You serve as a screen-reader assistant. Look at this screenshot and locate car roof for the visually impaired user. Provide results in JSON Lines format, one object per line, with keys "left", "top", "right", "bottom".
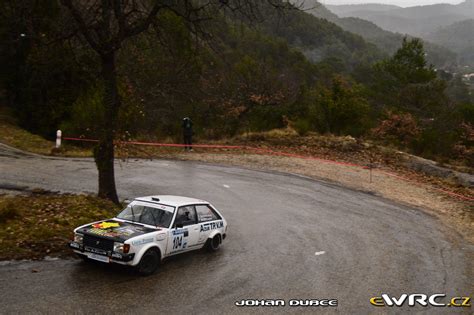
{"left": 134, "top": 195, "right": 209, "bottom": 207}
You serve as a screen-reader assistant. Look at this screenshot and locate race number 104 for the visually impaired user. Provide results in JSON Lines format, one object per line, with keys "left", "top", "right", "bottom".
{"left": 235, "top": 299, "right": 338, "bottom": 307}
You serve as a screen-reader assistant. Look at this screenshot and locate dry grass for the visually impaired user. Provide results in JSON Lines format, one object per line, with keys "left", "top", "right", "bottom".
{"left": 0, "top": 192, "right": 120, "bottom": 260}
{"left": 238, "top": 128, "right": 299, "bottom": 141}
{"left": 0, "top": 107, "right": 91, "bottom": 157}
{"left": 0, "top": 108, "right": 56, "bottom": 155}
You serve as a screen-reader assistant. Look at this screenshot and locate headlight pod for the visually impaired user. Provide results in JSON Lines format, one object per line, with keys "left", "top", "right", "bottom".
{"left": 114, "top": 242, "right": 130, "bottom": 253}
{"left": 74, "top": 233, "right": 83, "bottom": 244}
{"left": 114, "top": 242, "right": 123, "bottom": 252}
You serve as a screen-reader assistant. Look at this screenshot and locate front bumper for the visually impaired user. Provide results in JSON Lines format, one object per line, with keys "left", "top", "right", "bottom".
{"left": 69, "top": 241, "right": 134, "bottom": 263}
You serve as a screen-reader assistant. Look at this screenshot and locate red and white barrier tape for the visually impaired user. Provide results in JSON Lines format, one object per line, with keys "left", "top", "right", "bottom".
{"left": 62, "top": 137, "right": 474, "bottom": 202}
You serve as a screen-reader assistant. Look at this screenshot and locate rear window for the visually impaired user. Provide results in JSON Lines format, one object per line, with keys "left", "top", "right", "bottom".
{"left": 196, "top": 205, "right": 221, "bottom": 223}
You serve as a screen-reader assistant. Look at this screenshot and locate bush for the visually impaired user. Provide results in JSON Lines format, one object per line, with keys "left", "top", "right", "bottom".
{"left": 411, "top": 127, "right": 459, "bottom": 160}
{"left": 302, "top": 76, "right": 372, "bottom": 136}
{"left": 371, "top": 111, "right": 420, "bottom": 147}
{"left": 293, "top": 118, "right": 311, "bottom": 136}
{"left": 0, "top": 199, "right": 20, "bottom": 223}
{"left": 60, "top": 84, "right": 105, "bottom": 138}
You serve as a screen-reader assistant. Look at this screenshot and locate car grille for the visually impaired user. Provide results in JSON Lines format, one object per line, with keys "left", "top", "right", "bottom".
{"left": 83, "top": 235, "right": 114, "bottom": 252}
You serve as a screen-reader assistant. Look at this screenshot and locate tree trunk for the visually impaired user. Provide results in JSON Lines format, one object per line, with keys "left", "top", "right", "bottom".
{"left": 94, "top": 52, "right": 120, "bottom": 205}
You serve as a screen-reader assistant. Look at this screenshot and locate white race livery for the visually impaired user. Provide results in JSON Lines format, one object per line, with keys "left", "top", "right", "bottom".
{"left": 69, "top": 195, "right": 227, "bottom": 275}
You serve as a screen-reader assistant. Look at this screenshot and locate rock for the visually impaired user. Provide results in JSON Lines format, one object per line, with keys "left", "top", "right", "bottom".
{"left": 404, "top": 154, "right": 474, "bottom": 187}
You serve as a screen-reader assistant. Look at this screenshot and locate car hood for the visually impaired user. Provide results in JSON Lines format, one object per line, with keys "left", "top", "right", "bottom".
{"left": 77, "top": 219, "right": 159, "bottom": 242}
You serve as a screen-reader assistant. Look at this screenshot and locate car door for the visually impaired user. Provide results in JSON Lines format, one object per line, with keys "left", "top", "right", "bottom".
{"left": 167, "top": 205, "right": 200, "bottom": 255}
{"left": 195, "top": 204, "right": 223, "bottom": 245}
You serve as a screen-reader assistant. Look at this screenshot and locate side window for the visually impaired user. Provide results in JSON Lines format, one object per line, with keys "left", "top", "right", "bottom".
{"left": 174, "top": 206, "right": 197, "bottom": 227}
{"left": 196, "top": 205, "right": 221, "bottom": 223}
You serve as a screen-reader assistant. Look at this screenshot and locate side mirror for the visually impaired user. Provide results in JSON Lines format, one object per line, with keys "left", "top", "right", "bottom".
{"left": 123, "top": 199, "right": 131, "bottom": 205}
{"left": 175, "top": 223, "right": 183, "bottom": 229}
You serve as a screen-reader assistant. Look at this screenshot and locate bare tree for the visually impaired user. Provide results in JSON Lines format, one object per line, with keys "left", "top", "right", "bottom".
{"left": 60, "top": 0, "right": 295, "bottom": 204}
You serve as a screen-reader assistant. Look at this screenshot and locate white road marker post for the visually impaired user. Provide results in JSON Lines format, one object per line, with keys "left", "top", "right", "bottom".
{"left": 56, "top": 130, "right": 62, "bottom": 149}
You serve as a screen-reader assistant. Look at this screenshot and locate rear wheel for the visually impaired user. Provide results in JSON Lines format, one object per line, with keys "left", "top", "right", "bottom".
{"left": 206, "top": 234, "right": 221, "bottom": 252}
{"left": 137, "top": 249, "right": 160, "bottom": 276}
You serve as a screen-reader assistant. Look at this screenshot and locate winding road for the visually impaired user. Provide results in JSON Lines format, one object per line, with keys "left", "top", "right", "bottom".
{"left": 0, "top": 144, "right": 472, "bottom": 314}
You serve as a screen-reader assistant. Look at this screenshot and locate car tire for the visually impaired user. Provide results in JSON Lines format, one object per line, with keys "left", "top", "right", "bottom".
{"left": 136, "top": 248, "right": 160, "bottom": 276}
{"left": 206, "top": 234, "right": 221, "bottom": 252}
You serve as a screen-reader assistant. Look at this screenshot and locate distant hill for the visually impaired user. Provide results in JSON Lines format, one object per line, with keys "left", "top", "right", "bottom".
{"left": 428, "top": 19, "right": 474, "bottom": 51}
{"left": 325, "top": 3, "right": 401, "bottom": 15}
{"left": 327, "top": 0, "right": 474, "bottom": 37}
{"left": 298, "top": 0, "right": 458, "bottom": 68}
{"left": 256, "top": 3, "right": 384, "bottom": 67}
{"left": 427, "top": 19, "right": 474, "bottom": 66}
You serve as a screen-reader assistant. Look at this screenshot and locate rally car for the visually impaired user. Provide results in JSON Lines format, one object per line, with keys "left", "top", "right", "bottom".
{"left": 69, "top": 195, "right": 227, "bottom": 275}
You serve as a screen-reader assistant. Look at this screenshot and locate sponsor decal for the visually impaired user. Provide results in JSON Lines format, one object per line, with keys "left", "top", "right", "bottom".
{"left": 370, "top": 294, "right": 471, "bottom": 308}
{"left": 172, "top": 229, "right": 189, "bottom": 250}
{"left": 114, "top": 227, "right": 136, "bottom": 236}
{"left": 200, "top": 221, "right": 224, "bottom": 232}
{"left": 172, "top": 229, "right": 189, "bottom": 237}
{"left": 198, "top": 214, "right": 214, "bottom": 221}
{"left": 84, "top": 246, "right": 107, "bottom": 255}
{"left": 84, "top": 221, "right": 154, "bottom": 239}
{"left": 111, "top": 252, "right": 123, "bottom": 259}
{"left": 92, "top": 221, "right": 120, "bottom": 229}
{"left": 154, "top": 204, "right": 174, "bottom": 212}
{"left": 172, "top": 234, "right": 187, "bottom": 250}
{"left": 88, "top": 228, "right": 120, "bottom": 237}
{"left": 235, "top": 299, "right": 338, "bottom": 307}
{"left": 132, "top": 238, "right": 154, "bottom": 246}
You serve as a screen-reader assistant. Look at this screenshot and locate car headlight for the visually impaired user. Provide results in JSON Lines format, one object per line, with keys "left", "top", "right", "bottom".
{"left": 74, "top": 233, "right": 83, "bottom": 244}
{"left": 114, "top": 242, "right": 123, "bottom": 252}
{"left": 114, "top": 242, "right": 130, "bottom": 253}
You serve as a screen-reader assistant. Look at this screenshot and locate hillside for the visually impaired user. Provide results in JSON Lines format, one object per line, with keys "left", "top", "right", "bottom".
{"left": 2, "top": 0, "right": 472, "bottom": 170}
{"left": 299, "top": 0, "right": 458, "bottom": 68}
{"left": 2, "top": 1, "right": 385, "bottom": 138}
{"left": 326, "top": 3, "right": 401, "bottom": 14}
{"left": 427, "top": 19, "right": 474, "bottom": 66}
{"left": 256, "top": 4, "right": 383, "bottom": 67}
{"left": 327, "top": 0, "right": 474, "bottom": 37}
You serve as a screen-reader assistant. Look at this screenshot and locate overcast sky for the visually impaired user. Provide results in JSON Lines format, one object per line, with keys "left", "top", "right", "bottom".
{"left": 319, "top": 0, "right": 464, "bottom": 7}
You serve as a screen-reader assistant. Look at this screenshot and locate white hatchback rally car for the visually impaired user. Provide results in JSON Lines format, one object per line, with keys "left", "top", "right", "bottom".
{"left": 69, "top": 195, "right": 227, "bottom": 275}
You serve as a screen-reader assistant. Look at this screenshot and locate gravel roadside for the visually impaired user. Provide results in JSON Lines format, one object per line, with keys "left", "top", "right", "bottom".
{"left": 160, "top": 152, "right": 474, "bottom": 243}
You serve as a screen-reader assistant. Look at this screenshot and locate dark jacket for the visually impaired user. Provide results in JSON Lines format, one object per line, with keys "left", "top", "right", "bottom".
{"left": 182, "top": 118, "right": 193, "bottom": 136}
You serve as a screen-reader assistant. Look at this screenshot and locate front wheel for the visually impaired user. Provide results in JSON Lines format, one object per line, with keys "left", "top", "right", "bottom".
{"left": 206, "top": 234, "right": 221, "bottom": 252}
{"left": 136, "top": 249, "right": 160, "bottom": 276}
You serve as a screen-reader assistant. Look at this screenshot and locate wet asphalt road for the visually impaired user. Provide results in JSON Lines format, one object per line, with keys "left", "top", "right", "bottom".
{"left": 0, "top": 144, "right": 472, "bottom": 314}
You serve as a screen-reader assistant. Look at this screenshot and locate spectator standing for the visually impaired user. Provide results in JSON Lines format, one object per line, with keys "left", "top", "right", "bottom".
{"left": 182, "top": 117, "right": 193, "bottom": 151}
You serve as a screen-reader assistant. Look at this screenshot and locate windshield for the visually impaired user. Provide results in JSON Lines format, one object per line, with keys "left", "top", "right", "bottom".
{"left": 116, "top": 202, "right": 174, "bottom": 228}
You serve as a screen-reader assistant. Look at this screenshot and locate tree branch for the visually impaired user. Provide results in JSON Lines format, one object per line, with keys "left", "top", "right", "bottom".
{"left": 122, "top": 3, "right": 164, "bottom": 39}
{"left": 60, "top": 0, "right": 102, "bottom": 53}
